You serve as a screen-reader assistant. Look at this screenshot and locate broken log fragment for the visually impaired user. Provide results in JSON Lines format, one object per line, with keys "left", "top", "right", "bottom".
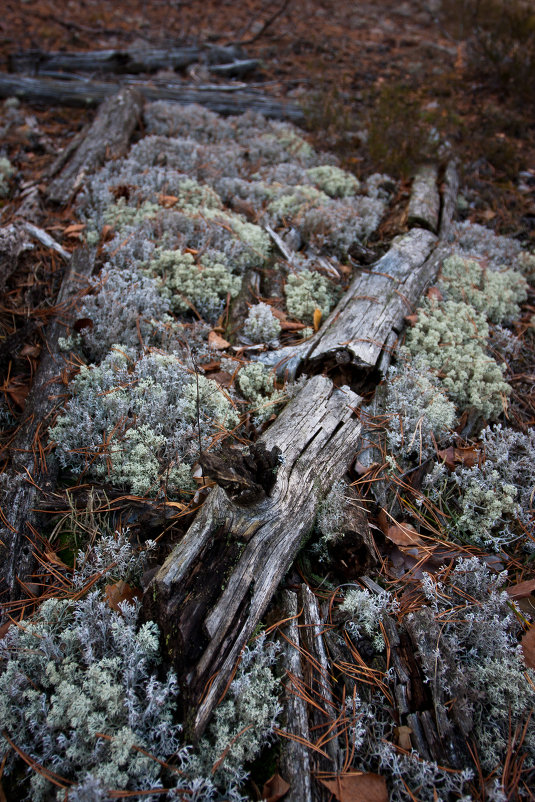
{"left": 0, "top": 248, "right": 94, "bottom": 618}
{"left": 145, "top": 375, "right": 363, "bottom": 740}
{"left": 0, "top": 74, "right": 304, "bottom": 121}
{"left": 407, "top": 164, "right": 440, "bottom": 233}
{"left": 259, "top": 227, "right": 437, "bottom": 384}
{"left": 46, "top": 86, "right": 143, "bottom": 204}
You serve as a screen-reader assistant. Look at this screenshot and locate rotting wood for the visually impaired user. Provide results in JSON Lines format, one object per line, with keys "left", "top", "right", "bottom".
{"left": 0, "top": 248, "right": 94, "bottom": 619}
{"left": 0, "top": 74, "right": 304, "bottom": 122}
{"left": 259, "top": 163, "right": 458, "bottom": 384}
{"left": 299, "top": 584, "right": 341, "bottom": 775}
{"left": 46, "top": 86, "right": 143, "bottom": 204}
{"left": 8, "top": 44, "right": 247, "bottom": 75}
{"left": 258, "top": 227, "right": 437, "bottom": 384}
{"left": 145, "top": 375, "right": 363, "bottom": 740}
{"left": 407, "top": 164, "right": 440, "bottom": 233}
{"left": 279, "top": 590, "right": 314, "bottom": 802}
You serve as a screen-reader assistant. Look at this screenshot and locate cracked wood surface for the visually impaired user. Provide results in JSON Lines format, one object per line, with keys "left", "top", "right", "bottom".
{"left": 147, "top": 375, "right": 363, "bottom": 739}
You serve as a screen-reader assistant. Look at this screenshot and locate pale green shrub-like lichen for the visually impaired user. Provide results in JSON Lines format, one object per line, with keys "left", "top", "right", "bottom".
{"left": 0, "top": 156, "right": 14, "bottom": 197}
{"left": 147, "top": 248, "right": 242, "bottom": 320}
{"left": 385, "top": 352, "right": 456, "bottom": 460}
{"left": 266, "top": 184, "right": 328, "bottom": 223}
{"left": 306, "top": 165, "right": 360, "bottom": 197}
{"left": 102, "top": 198, "right": 160, "bottom": 230}
{"left": 405, "top": 298, "right": 510, "bottom": 418}
{"left": 242, "top": 303, "right": 281, "bottom": 344}
{"left": 237, "top": 362, "right": 285, "bottom": 424}
{"left": 50, "top": 348, "right": 238, "bottom": 496}
{"left": 285, "top": 269, "right": 335, "bottom": 322}
{"left": 439, "top": 254, "right": 528, "bottom": 324}
{"left": 202, "top": 207, "right": 271, "bottom": 268}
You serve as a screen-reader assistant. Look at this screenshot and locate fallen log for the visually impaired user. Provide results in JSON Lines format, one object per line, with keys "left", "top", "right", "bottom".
{"left": 259, "top": 227, "right": 437, "bottom": 382}
{"left": 0, "top": 248, "right": 94, "bottom": 618}
{"left": 0, "top": 74, "right": 304, "bottom": 121}
{"left": 46, "top": 86, "right": 143, "bottom": 204}
{"left": 8, "top": 44, "right": 246, "bottom": 75}
{"left": 145, "top": 374, "right": 363, "bottom": 740}
{"left": 407, "top": 164, "right": 440, "bottom": 233}
{"left": 259, "top": 161, "right": 459, "bottom": 382}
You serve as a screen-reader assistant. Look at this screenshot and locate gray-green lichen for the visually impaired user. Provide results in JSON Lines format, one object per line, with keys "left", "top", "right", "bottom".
{"left": 285, "top": 268, "right": 335, "bottom": 322}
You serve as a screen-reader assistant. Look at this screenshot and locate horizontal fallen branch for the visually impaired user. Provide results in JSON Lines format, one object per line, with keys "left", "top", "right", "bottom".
{"left": 0, "top": 73, "right": 304, "bottom": 121}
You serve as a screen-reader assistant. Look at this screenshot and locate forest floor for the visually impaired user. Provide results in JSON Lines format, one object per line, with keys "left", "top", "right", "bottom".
{"left": 1, "top": 1, "right": 535, "bottom": 801}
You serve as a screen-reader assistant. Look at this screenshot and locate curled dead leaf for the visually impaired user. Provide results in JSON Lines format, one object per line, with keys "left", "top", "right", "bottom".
{"left": 262, "top": 773, "right": 290, "bottom": 801}
{"left": 404, "top": 313, "right": 419, "bottom": 326}
{"left": 318, "top": 772, "right": 388, "bottom": 802}
{"left": 158, "top": 194, "right": 178, "bottom": 208}
{"left": 386, "top": 522, "right": 424, "bottom": 547}
{"left": 521, "top": 626, "right": 535, "bottom": 670}
{"left": 105, "top": 581, "right": 141, "bottom": 613}
{"left": 208, "top": 331, "right": 230, "bottom": 350}
{"left": 426, "top": 285, "right": 443, "bottom": 302}
{"left": 313, "top": 307, "right": 322, "bottom": 332}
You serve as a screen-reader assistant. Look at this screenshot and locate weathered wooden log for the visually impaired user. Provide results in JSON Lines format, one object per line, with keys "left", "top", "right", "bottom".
{"left": 0, "top": 248, "right": 94, "bottom": 618}
{"left": 407, "top": 164, "right": 440, "bottom": 233}
{"left": 8, "top": 45, "right": 245, "bottom": 75}
{"left": 299, "top": 585, "right": 341, "bottom": 776}
{"left": 145, "top": 375, "right": 363, "bottom": 740}
{"left": 0, "top": 223, "right": 31, "bottom": 291}
{"left": 259, "top": 227, "right": 437, "bottom": 382}
{"left": 46, "top": 86, "right": 143, "bottom": 204}
{"left": 0, "top": 74, "right": 304, "bottom": 121}
{"left": 279, "top": 590, "right": 314, "bottom": 802}
{"left": 260, "top": 163, "right": 459, "bottom": 385}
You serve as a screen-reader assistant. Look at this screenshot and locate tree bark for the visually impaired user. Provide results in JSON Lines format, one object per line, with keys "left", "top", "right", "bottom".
{"left": 0, "top": 74, "right": 304, "bottom": 122}
{"left": 0, "top": 248, "right": 94, "bottom": 620}
{"left": 46, "top": 86, "right": 144, "bottom": 204}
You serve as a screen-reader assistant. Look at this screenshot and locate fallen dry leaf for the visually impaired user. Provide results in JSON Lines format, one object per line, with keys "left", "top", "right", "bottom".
{"left": 506, "top": 579, "right": 535, "bottom": 599}
{"left": 313, "top": 307, "right": 322, "bottom": 331}
{"left": 19, "top": 343, "right": 41, "bottom": 358}
{"left": 426, "top": 285, "right": 443, "bottom": 302}
{"left": 262, "top": 773, "right": 290, "bottom": 801}
{"left": 105, "top": 581, "right": 141, "bottom": 613}
{"left": 521, "top": 626, "right": 535, "bottom": 669}
{"left": 74, "top": 317, "right": 94, "bottom": 333}
{"left": 208, "top": 331, "right": 230, "bottom": 350}
{"left": 279, "top": 319, "right": 306, "bottom": 331}
{"left": 395, "top": 725, "right": 413, "bottom": 750}
{"left": 318, "top": 773, "right": 388, "bottom": 802}
{"left": 386, "top": 522, "right": 424, "bottom": 547}
{"left": 437, "top": 446, "right": 479, "bottom": 471}
{"left": 404, "top": 313, "right": 419, "bottom": 326}
{"left": 158, "top": 193, "right": 178, "bottom": 208}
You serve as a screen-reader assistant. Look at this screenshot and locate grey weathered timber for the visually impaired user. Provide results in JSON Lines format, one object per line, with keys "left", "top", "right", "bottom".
{"left": 0, "top": 248, "right": 94, "bottom": 618}
{"left": 279, "top": 590, "right": 314, "bottom": 802}
{"left": 407, "top": 164, "right": 440, "bottom": 233}
{"left": 259, "top": 227, "right": 437, "bottom": 381}
{"left": 438, "top": 160, "right": 459, "bottom": 239}
{"left": 8, "top": 45, "right": 245, "bottom": 75}
{"left": 46, "top": 86, "right": 143, "bottom": 204}
{"left": 0, "top": 74, "right": 304, "bottom": 122}
{"left": 0, "top": 223, "right": 31, "bottom": 291}
{"left": 146, "top": 375, "right": 363, "bottom": 739}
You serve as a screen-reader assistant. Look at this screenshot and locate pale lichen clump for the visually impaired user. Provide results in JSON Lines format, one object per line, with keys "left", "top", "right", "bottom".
{"left": 237, "top": 362, "right": 285, "bottom": 424}
{"left": 50, "top": 348, "right": 238, "bottom": 497}
{"left": 384, "top": 352, "right": 456, "bottom": 459}
{"left": 0, "top": 155, "right": 14, "bottom": 197}
{"left": 285, "top": 268, "right": 335, "bottom": 322}
{"left": 405, "top": 298, "right": 509, "bottom": 418}
{"left": 439, "top": 254, "right": 528, "bottom": 324}
{"left": 412, "top": 557, "right": 535, "bottom": 774}
{"left": 242, "top": 302, "right": 281, "bottom": 344}
{"left": 147, "top": 248, "right": 242, "bottom": 320}
{"left": 306, "top": 164, "right": 360, "bottom": 197}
